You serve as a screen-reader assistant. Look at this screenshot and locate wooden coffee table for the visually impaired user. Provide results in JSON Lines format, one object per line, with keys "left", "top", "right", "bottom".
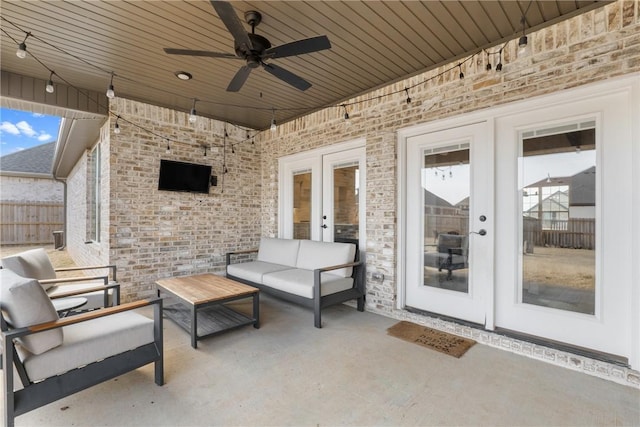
{"left": 155, "top": 273, "right": 259, "bottom": 348}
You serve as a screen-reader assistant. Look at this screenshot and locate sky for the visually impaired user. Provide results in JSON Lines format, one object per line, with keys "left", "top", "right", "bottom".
{"left": 0, "top": 107, "right": 62, "bottom": 157}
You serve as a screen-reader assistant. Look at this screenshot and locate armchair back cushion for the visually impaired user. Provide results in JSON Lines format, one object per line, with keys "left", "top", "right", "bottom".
{"left": 295, "top": 240, "right": 356, "bottom": 278}
{"left": 1, "top": 248, "right": 57, "bottom": 290}
{"left": 0, "top": 269, "right": 63, "bottom": 355}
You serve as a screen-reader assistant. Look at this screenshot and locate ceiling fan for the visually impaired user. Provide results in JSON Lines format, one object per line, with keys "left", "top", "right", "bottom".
{"left": 164, "top": 1, "right": 331, "bottom": 92}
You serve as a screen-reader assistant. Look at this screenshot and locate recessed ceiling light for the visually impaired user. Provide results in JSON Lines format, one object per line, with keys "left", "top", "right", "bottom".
{"left": 175, "top": 71, "right": 192, "bottom": 80}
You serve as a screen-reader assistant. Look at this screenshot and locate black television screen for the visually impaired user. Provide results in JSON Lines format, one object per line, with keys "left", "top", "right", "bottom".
{"left": 158, "top": 159, "right": 211, "bottom": 194}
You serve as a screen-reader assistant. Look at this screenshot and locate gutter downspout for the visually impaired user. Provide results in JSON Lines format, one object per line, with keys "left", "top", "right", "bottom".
{"left": 51, "top": 117, "right": 75, "bottom": 250}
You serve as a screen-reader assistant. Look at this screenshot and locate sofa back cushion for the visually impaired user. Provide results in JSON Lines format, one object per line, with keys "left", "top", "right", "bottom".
{"left": 1, "top": 248, "right": 57, "bottom": 290}
{"left": 257, "top": 237, "right": 300, "bottom": 267}
{"left": 0, "top": 269, "right": 63, "bottom": 355}
{"left": 295, "top": 240, "right": 356, "bottom": 278}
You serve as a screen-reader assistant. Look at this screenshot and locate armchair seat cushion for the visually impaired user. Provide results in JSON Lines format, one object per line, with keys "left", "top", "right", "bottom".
{"left": 262, "top": 269, "right": 353, "bottom": 299}
{"left": 19, "top": 311, "right": 155, "bottom": 382}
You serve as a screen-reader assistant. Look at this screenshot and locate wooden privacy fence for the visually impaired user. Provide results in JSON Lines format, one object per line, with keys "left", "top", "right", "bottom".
{"left": 523, "top": 216, "right": 595, "bottom": 250}
{"left": 0, "top": 201, "right": 64, "bottom": 245}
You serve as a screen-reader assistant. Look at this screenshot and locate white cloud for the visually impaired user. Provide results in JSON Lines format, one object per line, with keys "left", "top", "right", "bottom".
{"left": 32, "top": 113, "right": 45, "bottom": 117}
{"left": 16, "top": 121, "right": 37, "bottom": 137}
{"left": 37, "top": 133, "right": 52, "bottom": 142}
{"left": 0, "top": 121, "right": 21, "bottom": 135}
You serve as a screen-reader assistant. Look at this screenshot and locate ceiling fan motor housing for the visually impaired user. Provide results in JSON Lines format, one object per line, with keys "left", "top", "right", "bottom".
{"left": 236, "top": 33, "right": 272, "bottom": 67}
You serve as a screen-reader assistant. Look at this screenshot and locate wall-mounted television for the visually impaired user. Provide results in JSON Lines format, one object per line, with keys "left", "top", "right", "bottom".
{"left": 158, "top": 159, "right": 211, "bottom": 194}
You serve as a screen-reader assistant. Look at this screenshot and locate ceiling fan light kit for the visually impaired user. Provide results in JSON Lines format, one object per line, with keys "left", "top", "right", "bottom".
{"left": 164, "top": 1, "right": 331, "bottom": 92}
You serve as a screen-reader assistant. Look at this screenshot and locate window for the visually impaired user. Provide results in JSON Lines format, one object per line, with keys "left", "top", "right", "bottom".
{"left": 87, "top": 144, "right": 101, "bottom": 242}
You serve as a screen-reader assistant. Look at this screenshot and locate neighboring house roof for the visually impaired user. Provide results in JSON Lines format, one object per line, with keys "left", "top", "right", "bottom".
{"left": 569, "top": 166, "right": 596, "bottom": 206}
{"left": 0, "top": 142, "right": 55, "bottom": 177}
{"left": 525, "top": 190, "right": 569, "bottom": 214}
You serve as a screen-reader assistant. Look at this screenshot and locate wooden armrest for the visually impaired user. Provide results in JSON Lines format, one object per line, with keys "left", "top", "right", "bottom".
{"left": 316, "top": 260, "right": 363, "bottom": 273}
{"left": 5, "top": 299, "right": 161, "bottom": 338}
{"left": 48, "top": 283, "right": 120, "bottom": 299}
{"left": 40, "top": 275, "right": 109, "bottom": 286}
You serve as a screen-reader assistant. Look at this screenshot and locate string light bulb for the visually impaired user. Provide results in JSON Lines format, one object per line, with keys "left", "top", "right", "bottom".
{"left": 113, "top": 116, "right": 121, "bottom": 134}
{"left": 189, "top": 98, "right": 197, "bottom": 123}
{"left": 496, "top": 49, "right": 503, "bottom": 71}
{"left": 166, "top": 139, "right": 171, "bottom": 154}
{"left": 46, "top": 71, "right": 55, "bottom": 93}
{"left": 485, "top": 51, "right": 492, "bottom": 71}
{"left": 270, "top": 108, "right": 277, "bottom": 132}
{"left": 106, "top": 73, "right": 115, "bottom": 98}
{"left": 405, "top": 88, "right": 411, "bottom": 104}
{"left": 342, "top": 104, "right": 349, "bottom": 120}
{"left": 16, "top": 33, "right": 29, "bottom": 59}
{"left": 518, "top": 16, "right": 531, "bottom": 57}
{"left": 458, "top": 64, "right": 464, "bottom": 80}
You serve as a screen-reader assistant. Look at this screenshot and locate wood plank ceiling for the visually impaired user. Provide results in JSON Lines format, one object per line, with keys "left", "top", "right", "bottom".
{"left": 0, "top": 1, "right": 608, "bottom": 130}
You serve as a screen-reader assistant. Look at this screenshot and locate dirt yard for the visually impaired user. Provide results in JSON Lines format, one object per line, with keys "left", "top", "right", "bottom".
{"left": 523, "top": 246, "right": 595, "bottom": 290}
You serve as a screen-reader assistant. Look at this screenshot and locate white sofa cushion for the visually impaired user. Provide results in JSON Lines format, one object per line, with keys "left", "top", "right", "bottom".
{"left": 295, "top": 240, "right": 356, "bottom": 278}
{"left": 20, "top": 311, "right": 155, "bottom": 381}
{"left": 262, "top": 269, "right": 354, "bottom": 299}
{"left": 227, "top": 261, "right": 293, "bottom": 284}
{"left": 1, "top": 248, "right": 57, "bottom": 290}
{"left": 257, "top": 237, "right": 300, "bottom": 267}
{"left": 0, "top": 269, "right": 63, "bottom": 355}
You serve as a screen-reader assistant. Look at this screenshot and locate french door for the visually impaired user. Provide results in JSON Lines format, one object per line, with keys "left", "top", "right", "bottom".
{"left": 401, "top": 77, "right": 636, "bottom": 364}
{"left": 280, "top": 140, "right": 365, "bottom": 246}
{"left": 404, "top": 122, "right": 492, "bottom": 324}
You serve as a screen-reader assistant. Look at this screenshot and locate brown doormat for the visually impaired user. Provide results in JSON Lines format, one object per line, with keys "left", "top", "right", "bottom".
{"left": 387, "top": 321, "right": 476, "bottom": 358}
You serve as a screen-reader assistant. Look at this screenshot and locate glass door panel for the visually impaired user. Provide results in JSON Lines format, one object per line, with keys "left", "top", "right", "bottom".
{"left": 520, "top": 127, "right": 596, "bottom": 315}
{"left": 293, "top": 171, "right": 312, "bottom": 239}
{"left": 333, "top": 163, "right": 359, "bottom": 243}
{"left": 423, "top": 149, "right": 470, "bottom": 293}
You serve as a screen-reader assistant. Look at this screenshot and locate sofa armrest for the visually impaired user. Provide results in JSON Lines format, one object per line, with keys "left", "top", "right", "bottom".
{"left": 55, "top": 264, "right": 117, "bottom": 282}
{"left": 4, "top": 298, "right": 161, "bottom": 339}
{"left": 226, "top": 248, "right": 259, "bottom": 266}
{"left": 39, "top": 275, "right": 109, "bottom": 286}
{"left": 316, "top": 260, "right": 363, "bottom": 273}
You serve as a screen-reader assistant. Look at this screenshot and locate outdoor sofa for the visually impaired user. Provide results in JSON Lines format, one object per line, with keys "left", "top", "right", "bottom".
{"left": 226, "top": 237, "right": 365, "bottom": 327}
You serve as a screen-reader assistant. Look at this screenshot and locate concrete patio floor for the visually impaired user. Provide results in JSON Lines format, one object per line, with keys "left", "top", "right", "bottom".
{"left": 5, "top": 294, "right": 639, "bottom": 427}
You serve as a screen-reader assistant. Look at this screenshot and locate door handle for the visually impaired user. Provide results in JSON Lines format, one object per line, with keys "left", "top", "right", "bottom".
{"left": 470, "top": 229, "right": 486, "bottom": 236}
{"left": 321, "top": 224, "right": 328, "bottom": 229}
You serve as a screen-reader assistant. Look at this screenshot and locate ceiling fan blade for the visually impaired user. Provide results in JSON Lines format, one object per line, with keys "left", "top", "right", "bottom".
{"left": 209, "top": 1, "right": 253, "bottom": 51}
{"left": 227, "top": 65, "right": 252, "bottom": 92}
{"left": 164, "top": 48, "right": 238, "bottom": 58}
{"left": 264, "top": 35, "right": 331, "bottom": 59}
{"left": 262, "top": 63, "right": 312, "bottom": 91}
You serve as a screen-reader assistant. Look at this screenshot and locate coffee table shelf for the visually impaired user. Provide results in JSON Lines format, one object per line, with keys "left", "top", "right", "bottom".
{"left": 163, "top": 300, "right": 256, "bottom": 338}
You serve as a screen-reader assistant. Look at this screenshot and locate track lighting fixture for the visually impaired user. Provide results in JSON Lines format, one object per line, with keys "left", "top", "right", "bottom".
{"left": 189, "top": 99, "right": 197, "bottom": 123}
{"left": 405, "top": 88, "right": 411, "bottom": 104}
{"left": 106, "top": 73, "right": 115, "bottom": 99}
{"left": 46, "top": 71, "right": 55, "bottom": 93}
{"left": 270, "top": 108, "right": 277, "bottom": 132}
{"left": 458, "top": 64, "right": 464, "bottom": 80}
{"left": 16, "top": 33, "right": 29, "bottom": 59}
{"left": 113, "top": 116, "right": 121, "bottom": 134}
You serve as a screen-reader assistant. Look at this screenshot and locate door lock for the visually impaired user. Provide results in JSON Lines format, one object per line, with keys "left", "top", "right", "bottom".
{"left": 321, "top": 224, "right": 328, "bottom": 229}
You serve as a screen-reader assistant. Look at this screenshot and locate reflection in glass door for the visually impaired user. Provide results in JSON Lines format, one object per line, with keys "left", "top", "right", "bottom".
{"left": 332, "top": 162, "right": 359, "bottom": 243}
{"left": 293, "top": 171, "right": 312, "bottom": 239}
{"left": 423, "top": 149, "right": 470, "bottom": 293}
{"left": 520, "top": 125, "right": 596, "bottom": 315}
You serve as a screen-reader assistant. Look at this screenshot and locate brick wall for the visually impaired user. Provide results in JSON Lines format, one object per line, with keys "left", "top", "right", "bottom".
{"left": 102, "top": 99, "right": 261, "bottom": 301}
{"left": 0, "top": 176, "right": 63, "bottom": 202}
{"left": 256, "top": 1, "right": 640, "bottom": 316}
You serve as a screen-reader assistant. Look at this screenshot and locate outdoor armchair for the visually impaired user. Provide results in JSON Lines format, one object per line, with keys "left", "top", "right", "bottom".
{"left": 0, "top": 269, "right": 163, "bottom": 427}
{"left": 1, "top": 248, "right": 119, "bottom": 311}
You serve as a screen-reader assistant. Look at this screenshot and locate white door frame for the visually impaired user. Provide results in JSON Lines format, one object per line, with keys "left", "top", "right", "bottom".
{"left": 279, "top": 138, "right": 366, "bottom": 245}
{"left": 397, "top": 73, "right": 640, "bottom": 368}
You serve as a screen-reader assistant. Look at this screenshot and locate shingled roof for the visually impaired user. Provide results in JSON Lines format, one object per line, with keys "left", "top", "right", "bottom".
{"left": 0, "top": 142, "right": 55, "bottom": 176}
